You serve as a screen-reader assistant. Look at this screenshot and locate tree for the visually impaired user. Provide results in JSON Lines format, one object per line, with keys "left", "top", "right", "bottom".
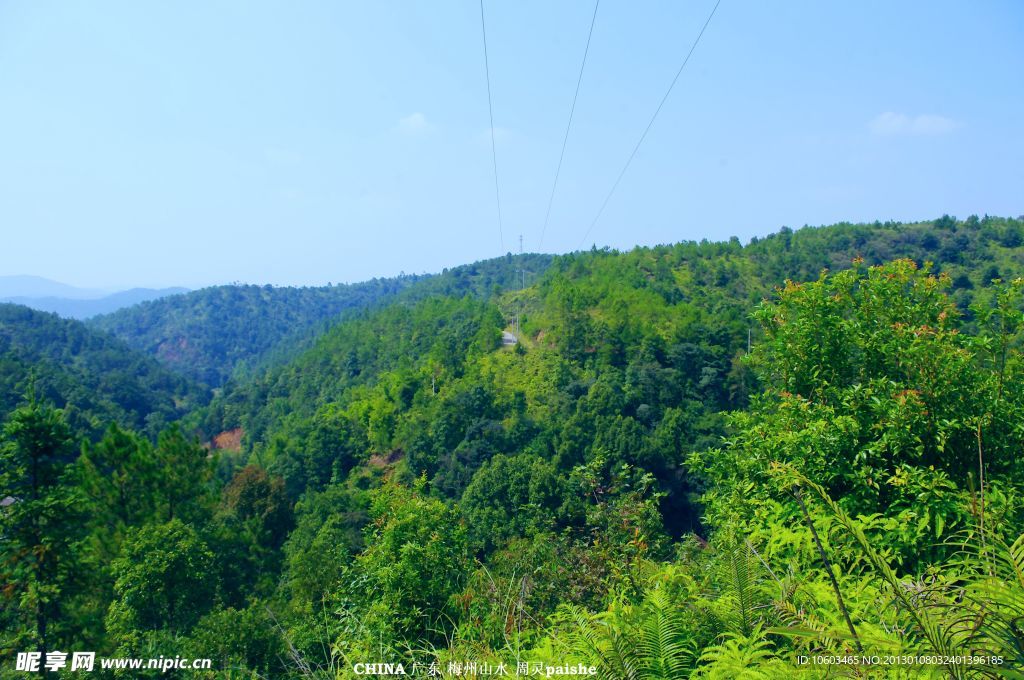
{"left": 187, "top": 604, "right": 285, "bottom": 677}
{"left": 221, "top": 465, "right": 293, "bottom": 551}
{"left": 77, "top": 424, "right": 160, "bottom": 558}
{"left": 692, "top": 260, "right": 1024, "bottom": 567}
{"left": 152, "top": 425, "right": 215, "bottom": 524}
{"left": 74, "top": 424, "right": 166, "bottom": 644}
{"left": 282, "top": 483, "right": 368, "bottom": 609}
{"left": 461, "top": 453, "right": 565, "bottom": 553}
{"left": 105, "top": 520, "right": 217, "bottom": 640}
{"left": 348, "top": 480, "right": 471, "bottom": 648}
{"left": 0, "top": 398, "right": 84, "bottom": 652}
{"left": 217, "top": 465, "right": 294, "bottom": 598}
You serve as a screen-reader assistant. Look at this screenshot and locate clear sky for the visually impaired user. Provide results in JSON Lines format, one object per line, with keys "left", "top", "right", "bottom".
{"left": 1, "top": 1, "right": 1021, "bottom": 289}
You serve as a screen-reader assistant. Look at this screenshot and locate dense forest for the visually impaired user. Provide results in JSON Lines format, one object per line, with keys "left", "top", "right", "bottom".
{"left": 88, "top": 279, "right": 426, "bottom": 388}
{"left": 2, "top": 217, "right": 1023, "bottom": 678}
{"left": 89, "top": 255, "right": 552, "bottom": 389}
{"left": 0, "top": 304, "right": 206, "bottom": 439}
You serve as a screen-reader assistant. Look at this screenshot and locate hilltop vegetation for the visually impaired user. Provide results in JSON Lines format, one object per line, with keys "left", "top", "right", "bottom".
{"left": 89, "top": 279, "right": 423, "bottom": 387}
{"left": 90, "top": 254, "right": 552, "bottom": 388}
{"left": 204, "top": 216, "right": 1024, "bottom": 468}
{"left": 2, "top": 217, "right": 1023, "bottom": 677}
{"left": 0, "top": 303, "right": 206, "bottom": 438}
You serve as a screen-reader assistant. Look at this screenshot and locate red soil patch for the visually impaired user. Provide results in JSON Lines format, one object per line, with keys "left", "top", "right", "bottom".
{"left": 212, "top": 428, "right": 243, "bottom": 452}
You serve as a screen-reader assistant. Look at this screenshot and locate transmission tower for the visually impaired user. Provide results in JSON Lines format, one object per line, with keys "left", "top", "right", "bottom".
{"left": 516, "top": 234, "right": 524, "bottom": 335}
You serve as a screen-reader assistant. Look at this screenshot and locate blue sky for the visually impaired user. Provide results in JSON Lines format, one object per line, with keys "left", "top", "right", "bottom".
{"left": 1, "top": 1, "right": 1021, "bottom": 289}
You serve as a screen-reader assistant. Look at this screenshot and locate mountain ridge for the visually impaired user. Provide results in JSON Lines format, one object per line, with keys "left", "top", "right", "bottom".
{"left": 2, "top": 287, "right": 189, "bottom": 319}
{"left": 0, "top": 302, "right": 207, "bottom": 438}
{"left": 88, "top": 254, "right": 554, "bottom": 388}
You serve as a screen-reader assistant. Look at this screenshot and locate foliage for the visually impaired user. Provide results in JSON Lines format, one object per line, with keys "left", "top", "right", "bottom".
{"left": 90, "top": 254, "right": 553, "bottom": 388}
{"left": 105, "top": 519, "right": 217, "bottom": 647}
{"left": 0, "top": 400, "right": 84, "bottom": 654}
{"left": 461, "top": 453, "right": 566, "bottom": 553}
{"left": 0, "top": 303, "right": 206, "bottom": 438}
{"left": 350, "top": 479, "right": 472, "bottom": 648}
{"left": 3, "top": 217, "right": 1024, "bottom": 677}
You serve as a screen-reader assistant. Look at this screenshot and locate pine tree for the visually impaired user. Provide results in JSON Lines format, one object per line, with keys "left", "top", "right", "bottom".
{"left": 0, "top": 398, "right": 84, "bottom": 652}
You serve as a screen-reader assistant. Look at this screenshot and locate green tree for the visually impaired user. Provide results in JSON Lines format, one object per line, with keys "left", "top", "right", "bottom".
{"left": 461, "top": 453, "right": 565, "bottom": 553}
{"left": 282, "top": 483, "right": 368, "bottom": 609}
{"left": 221, "top": 465, "right": 293, "bottom": 550}
{"left": 77, "top": 424, "right": 160, "bottom": 558}
{"left": 345, "top": 480, "right": 471, "bottom": 649}
{"left": 187, "top": 604, "right": 285, "bottom": 677}
{"left": 694, "top": 261, "right": 1024, "bottom": 563}
{"left": 153, "top": 425, "right": 215, "bottom": 524}
{"left": 106, "top": 519, "right": 217, "bottom": 640}
{"left": 216, "top": 465, "right": 294, "bottom": 598}
{"left": 0, "top": 399, "right": 84, "bottom": 652}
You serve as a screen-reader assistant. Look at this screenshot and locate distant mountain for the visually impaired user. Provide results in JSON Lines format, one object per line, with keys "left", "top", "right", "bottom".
{"left": 2, "top": 287, "right": 189, "bottom": 319}
{"left": 0, "top": 303, "right": 207, "bottom": 438}
{"left": 0, "top": 276, "right": 190, "bottom": 319}
{"left": 0, "top": 275, "right": 107, "bottom": 300}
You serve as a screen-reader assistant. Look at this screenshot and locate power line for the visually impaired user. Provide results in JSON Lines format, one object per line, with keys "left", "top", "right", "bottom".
{"left": 479, "top": 0, "right": 504, "bottom": 252}
{"left": 538, "top": 0, "right": 600, "bottom": 252}
{"left": 576, "top": 0, "right": 722, "bottom": 250}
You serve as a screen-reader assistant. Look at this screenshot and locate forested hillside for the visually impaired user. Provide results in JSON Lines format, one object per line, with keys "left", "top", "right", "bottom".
{"left": 88, "top": 279, "right": 423, "bottom": 387}
{"left": 0, "top": 304, "right": 206, "bottom": 438}
{"left": 2, "top": 217, "right": 1023, "bottom": 678}
{"left": 89, "top": 255, "right": 552, "bottom": 388}
{"left": 204, "top": 216, "right": 1024, "bottom": 455}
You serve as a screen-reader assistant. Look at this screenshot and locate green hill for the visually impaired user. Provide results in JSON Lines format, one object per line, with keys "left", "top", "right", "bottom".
{"left": 88, "top": 279, "right": 423, "bottom": 387}
{"left": 88, "top": 255, "right": 553, "bottom": 388}
{"left": 6, "top": 216, "right": 1024, "bottom": 677}
{"left": 156, "top": 215, "right": 1021, "bottom": 675}
{"left": 206, "top": 216, "right": 1024, "bottom": 472}
{"left": 0, "top": 303, "right": 206, "bottom": 437}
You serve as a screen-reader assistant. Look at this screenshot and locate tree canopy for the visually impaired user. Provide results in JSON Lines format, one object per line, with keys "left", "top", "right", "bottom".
{"left": 2, "top": 216, "right": 1023, "bottom": 677}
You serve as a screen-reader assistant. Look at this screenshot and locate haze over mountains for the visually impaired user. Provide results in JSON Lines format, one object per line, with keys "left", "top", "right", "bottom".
{"left": 0, "top": 275, "right": 111, "bottom": 299}
{"left": 0, "top": 275, "right": 187, "bottom": 319}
